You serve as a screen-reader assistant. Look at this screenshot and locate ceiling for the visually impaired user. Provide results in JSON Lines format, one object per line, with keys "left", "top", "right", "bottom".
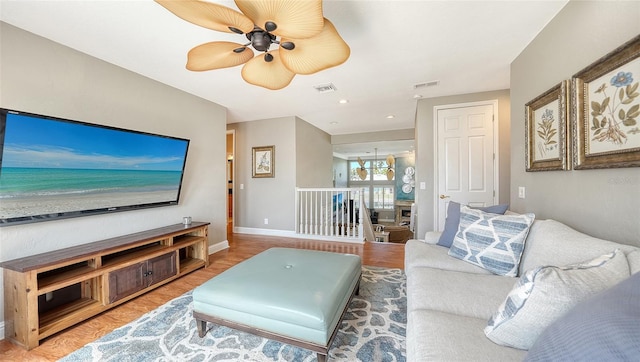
{"left": 0, "top": 0, "right": 567, "bottom": 156}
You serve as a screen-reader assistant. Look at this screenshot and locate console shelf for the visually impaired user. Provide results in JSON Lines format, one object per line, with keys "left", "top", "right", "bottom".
{"left": 1, "top": 222, "right": 209, "bottom": 350}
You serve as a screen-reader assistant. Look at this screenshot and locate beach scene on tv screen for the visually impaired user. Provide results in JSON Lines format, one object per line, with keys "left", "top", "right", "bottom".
{"left": 0, "top": 113, "right": 189, "bottom": 221}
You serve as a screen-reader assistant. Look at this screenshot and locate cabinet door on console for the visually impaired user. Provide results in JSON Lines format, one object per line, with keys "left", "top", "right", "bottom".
{"left": 109, "top": 262, "right": 147, "bottom": 304}
{"left": 147, "top": 252, "right": 177, "bottom": 287}
{"left": 107, "top": 252, "right": 177, "bottom": 304}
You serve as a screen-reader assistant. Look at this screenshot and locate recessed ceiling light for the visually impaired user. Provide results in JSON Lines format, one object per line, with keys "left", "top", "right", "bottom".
{"left": 330, "top": 121, "right": 338, "bottom": 125}
{"left": 386, "top": 115, "right": 395, "bottom": 119}
{"left": 413, "top": 94, "right": 423, "bottom": 99}
{"left": 339, "top": 99, "right": 349, "bottom": 104}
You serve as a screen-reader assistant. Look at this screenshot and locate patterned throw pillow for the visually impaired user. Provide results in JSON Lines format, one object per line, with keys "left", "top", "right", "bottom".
{"left": 448, "top": 206, "right": 534, "bottom": 276}
{"left": 485, "top": 249, "right": 630, "bottom": 350}
{"left": 436, "top": 202, "right": 509, "bottom": 247}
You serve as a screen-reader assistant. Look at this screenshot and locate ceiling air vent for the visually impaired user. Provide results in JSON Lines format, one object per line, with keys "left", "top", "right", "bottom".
{"left": 414, "top": 80, "right": 439, "bottom": 89}
{"left": 314, "top": 83, "right": 337, "bottom": 93}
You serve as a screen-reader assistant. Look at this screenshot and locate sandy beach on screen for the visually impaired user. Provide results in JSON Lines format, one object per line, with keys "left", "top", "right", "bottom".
{"left": 0, "top": 190, "right": 178, "bottom": 219}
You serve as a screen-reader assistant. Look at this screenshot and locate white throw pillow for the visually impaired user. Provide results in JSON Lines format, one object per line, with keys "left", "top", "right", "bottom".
{"left": 448, "top": 206, "right": 535, "bottom": 276}
{"left": 484, "top": 249, "right": 630, "bottom": 350}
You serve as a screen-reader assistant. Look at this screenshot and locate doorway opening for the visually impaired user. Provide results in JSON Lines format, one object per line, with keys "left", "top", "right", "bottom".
{"left": 226, "top": 130, "right": 235, "bottom": 235}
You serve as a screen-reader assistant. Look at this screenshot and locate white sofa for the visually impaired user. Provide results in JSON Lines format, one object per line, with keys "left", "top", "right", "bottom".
{"left": 405, "top": 218, "right": 640, "bottom": 361}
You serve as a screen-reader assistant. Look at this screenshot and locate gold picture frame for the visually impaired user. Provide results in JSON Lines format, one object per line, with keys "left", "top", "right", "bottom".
{"left": 525, "top": 80, "right": 570, "bottom": 171}
{"left": 572, "top": 35, "right": 640, "bottom": 169}
{"left": 252, "top": 145, "right": 275, "bottom": 178}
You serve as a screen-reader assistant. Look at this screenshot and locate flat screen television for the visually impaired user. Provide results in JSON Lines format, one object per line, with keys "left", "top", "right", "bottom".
{"left": 0, "top": 108, "right": 190, "bottom": 226}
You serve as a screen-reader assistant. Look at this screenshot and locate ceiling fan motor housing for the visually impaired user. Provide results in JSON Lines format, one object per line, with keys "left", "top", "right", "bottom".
{"left": 247, "top": 29, "right": 276, "bottom": 52}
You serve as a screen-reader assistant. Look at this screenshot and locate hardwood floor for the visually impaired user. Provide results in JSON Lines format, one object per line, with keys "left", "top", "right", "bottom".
{"left": 0, "top": 231, "right": 405, "bottom": 361}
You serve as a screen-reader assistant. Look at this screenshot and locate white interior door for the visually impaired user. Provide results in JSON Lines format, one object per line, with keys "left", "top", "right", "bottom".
{"left": 436, "top": 102, "right": 497, "bottom": 231}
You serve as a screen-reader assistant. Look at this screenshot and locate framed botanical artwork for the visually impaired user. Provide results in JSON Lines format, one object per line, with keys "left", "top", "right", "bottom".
{"left": 572, "top": 35, "right": 640, "bottom": 169}
{"left": 252, "top": 145, "right": 275, "bottom": 178}
{"left": 525, "top": 80, "right": 570, "bottom": 171}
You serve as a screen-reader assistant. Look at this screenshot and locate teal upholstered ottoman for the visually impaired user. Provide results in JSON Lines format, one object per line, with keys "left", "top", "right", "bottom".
{"left": 192, "top": 247, "right": 362, "bottom": 362}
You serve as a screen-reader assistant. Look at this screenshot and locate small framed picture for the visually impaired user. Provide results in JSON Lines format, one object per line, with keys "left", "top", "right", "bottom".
{"left": 572, "top": 35, "right": 640, "bottom": 169}
{"left": 252, "top": 145, "right": 275, "bottom": 178}
{"left": 525, "top": 80, "right": 570, "bottom": 171}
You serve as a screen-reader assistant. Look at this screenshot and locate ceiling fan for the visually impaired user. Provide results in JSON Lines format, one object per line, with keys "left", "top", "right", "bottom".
{"left": 385, "top": 154, "right": 395, "bottom": 181}
{"left": 155, "top": 0, "right": 351, "bottom": 90}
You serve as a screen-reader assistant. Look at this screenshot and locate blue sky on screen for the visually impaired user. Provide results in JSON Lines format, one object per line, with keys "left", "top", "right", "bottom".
{"left": 2, "top": 113, "right": 189, "bottom": 170}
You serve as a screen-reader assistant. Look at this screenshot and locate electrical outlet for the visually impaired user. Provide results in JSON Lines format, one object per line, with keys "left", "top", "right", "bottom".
{"left": 264, "top": 218, "right": 269, "bottom": 225}
{"left": 518, "top": 186, "right": 526, "bottom": 199}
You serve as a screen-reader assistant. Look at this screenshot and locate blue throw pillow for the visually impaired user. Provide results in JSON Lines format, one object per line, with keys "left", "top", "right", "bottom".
{"left": 448, "top": 206, "right": 534, "bottom": 277}
{"left": 436, "top": 202, "right": 509, "bottom": 247}
{"left": 524, "top": 272, "right": 640, "bottom": 360}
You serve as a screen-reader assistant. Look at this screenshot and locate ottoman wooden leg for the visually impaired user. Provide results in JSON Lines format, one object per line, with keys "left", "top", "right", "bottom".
{"left": 196, "top": 318, "right": 207, "bottom": 338}
{"left": 317, "top": 352, "right": 327, "bottom": 362}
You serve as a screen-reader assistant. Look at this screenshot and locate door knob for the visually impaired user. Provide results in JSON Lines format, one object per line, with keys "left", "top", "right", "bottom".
{"left": 439, "top": 194, "right": 450, "bottom": 199}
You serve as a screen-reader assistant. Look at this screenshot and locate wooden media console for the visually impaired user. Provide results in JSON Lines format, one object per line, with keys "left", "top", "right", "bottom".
{"left": 0, "top": 222, "right": 210, "bottom": 350}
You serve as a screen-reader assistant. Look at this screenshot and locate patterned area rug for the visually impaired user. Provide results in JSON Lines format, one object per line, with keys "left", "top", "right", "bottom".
{"left": 60, "top": 266, "right": 406, "bottom": 362}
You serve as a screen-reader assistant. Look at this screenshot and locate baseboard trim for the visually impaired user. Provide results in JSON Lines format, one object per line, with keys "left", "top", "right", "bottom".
{"left": 209, "top": 240, "right": 229, "bottom": 254}
{"left": 233, "top": 226, "right": 297, "bottom": 237}
{"left": 232, "top": 227, "right": 364, "bottom": 244}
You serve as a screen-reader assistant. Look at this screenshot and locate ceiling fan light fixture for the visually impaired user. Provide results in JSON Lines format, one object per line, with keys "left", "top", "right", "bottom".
{"left": 157, "top": 0, "right": 348, "bottom": 89}
{"left": 280, "top": 41, "right": 295, "bottom": 50}
{"left": 265, "top": 21, "right": 277, "bottom": 32}
{"left": 248, "top": 30, "right": 275, "bottom": 52}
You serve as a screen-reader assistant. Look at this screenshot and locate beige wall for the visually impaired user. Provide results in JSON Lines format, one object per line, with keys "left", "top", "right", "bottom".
{"left": 0, "top": 22, "right": 228, "bottom": 327}
{"left": 227, "top": 117, "right": 296, "bottom": 231}
{"left": 296, "top": 118, "right": 334, "bottom": 188}
{"left": 228, "top": 116, "right": 333, "bottom": 233}
{"left": 510, "top": 1, "right": 640, "bottom": 246}
{"left": 414, "top": 89, "right": 511, "bottom": 238}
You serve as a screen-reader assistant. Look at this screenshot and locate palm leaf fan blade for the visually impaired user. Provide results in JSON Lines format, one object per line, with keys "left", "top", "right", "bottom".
{"left": 241, "top": 52, "right": 295, "bottom": 90}
{"left": 386, "top": 169, "right": 394, "bottom": 181}
{"left": 235, "top": 0, "right": 324, "bottom": 39}
{"left": 187, "top": 42, "right": 254, "bottom": 71}
{"left": 386, "top": 154, "right": 395, "bottom": 167}
{"left": 155, "top": 0, "right": 254, "bottom": 34}
{"left": 356, "top": 157, "right": 368, "bottom": 180}
{"left": 279, "top": 18, "right": 350, "bottom": 75}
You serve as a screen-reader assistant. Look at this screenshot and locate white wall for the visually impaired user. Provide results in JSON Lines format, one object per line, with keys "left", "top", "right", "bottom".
{"left": 510, "top": 1, "right": 640, "bottom": 246}
{"left": 0, "top": 23, "right": 228, "bottom": 328}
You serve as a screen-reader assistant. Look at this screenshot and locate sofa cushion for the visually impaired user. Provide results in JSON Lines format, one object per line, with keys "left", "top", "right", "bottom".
{"left": 518, "top": 219, "right": 639, "bottom": 275}
{"left": 423, "top": 231, "right": 441, "bottom": 244}
{"left": 404, "top": 240, "right": 492, "bottom": 275}
{"left": 626, "top": 249, "right": 640, "bottom": 274}
{"left": 407, "top": 266, "right": 516, "bottom": 319}
{"left": 407, "top": 309, "right": 527, "bottom": 362}
{"left": 484, "top": 249, "right": 630, "bottom": 350}
{"left": 449, "top": 206, "right": 535, "bottom": 276}
{"left": 437, "top": 201, "right": 508, "bottom": 247}
{"left": 524, "top": 272, "right": 640, "bottom": 361}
